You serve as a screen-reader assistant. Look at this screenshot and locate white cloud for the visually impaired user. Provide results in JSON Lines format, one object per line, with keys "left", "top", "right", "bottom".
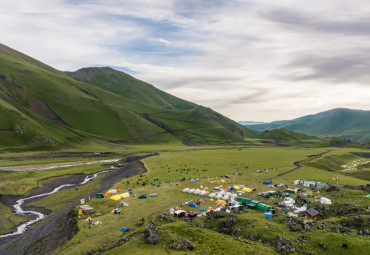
{"left": 149, "top": 38, "right": 170, "bottom": 46}
{"left": 1, "top": 0, "right": 370, "bottom": 121}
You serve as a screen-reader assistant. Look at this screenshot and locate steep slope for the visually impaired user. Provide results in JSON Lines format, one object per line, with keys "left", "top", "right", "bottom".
{"left": 65, "top": 66, "right": 258, "bottom": 144}
{"left": 245, "top": 108, "right": 370, "bottom": 142}
{"left": 0, "top": 44, "right": 257, "bottom": 149}
{"left": 65, "top": 67, "right": 198, "bottom": 111}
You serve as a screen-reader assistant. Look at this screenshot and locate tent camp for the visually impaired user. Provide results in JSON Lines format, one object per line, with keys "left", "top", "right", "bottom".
{"left": 188, "top": 212, "right": 198, "bottom": 218}
{"left": 80, "top": 205, "right": 94, "bottom": 214}
{"left": 216, "top": 200, "right": 227, "bottom": 206}
{"left": 120, "top": 192, "right": 130, "bottom": 199}
{"left": 243, "top": 188, "right": 253, "bottom": 192}
{"left": 246, "top": 200, "right": 259, "bottom": 208}
{"left": 110, "top": 195, "right": 121, "bottom": 201}
{"left": 96, "top": 193, "right": 105, "bottom": 199}
{"left": 188, "top": 202, "right": 198, "bottom": 208}
{"left": 256, "top": 203, "right": 272, "bottom": 212}
{"left": 174, "top": 210, "right": 186, "bottom": 217}
{"left": 112, "top": 208, "right": 121, "bottom": 214}
{"left": 236, "top": 197, "right": 252, "bottom": 205}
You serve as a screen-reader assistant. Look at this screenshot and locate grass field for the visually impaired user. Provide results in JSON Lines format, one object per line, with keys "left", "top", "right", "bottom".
{"left": 48, "top": 146, "right": 370, "bottom": 254}
{"left": 0, "top": 145, "right": 369, "bottom": 254}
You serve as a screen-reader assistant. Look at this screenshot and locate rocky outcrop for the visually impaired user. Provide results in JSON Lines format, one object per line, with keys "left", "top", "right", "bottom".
{"left": 169, "top": 238, "right": 195, "bottom": 251}
{"left": 273, "top": 235, "right": 295, "bottom": 254}
{"left": 144, "top": 220, "right": 161, "bottom": 244}
{"left": 218, "top": 215, "right": 239, "bottom": 236}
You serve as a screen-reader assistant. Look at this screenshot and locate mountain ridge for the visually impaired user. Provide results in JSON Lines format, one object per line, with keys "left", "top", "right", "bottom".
{"left": 0, "top": 43, "right": 257, "bottom": 149}
{"left": 244, "top": 108, "right": 370, "bottom": 142}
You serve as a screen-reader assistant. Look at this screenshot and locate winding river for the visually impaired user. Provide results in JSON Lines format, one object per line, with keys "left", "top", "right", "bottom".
{"left": 0, "top": 170, "right": 109, "bottom": 238}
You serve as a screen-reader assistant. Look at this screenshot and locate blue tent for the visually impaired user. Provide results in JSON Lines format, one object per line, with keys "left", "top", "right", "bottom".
{"left": 138, "top": 194, "right": 147, "bottom": 199}
{"left": 157, "top": 184, "right": 161, "bottom": 187}
{"left": 200, "top": 206, "right": 205, "bottom": 211}
{"left": 188, "top": 202, "right": 198, "bottom": 208}
{"left": 263, "top": 180, "right": 272, "bottom": 185}
{"left": 121, "top": 227, "right": 126, "bottom": 232}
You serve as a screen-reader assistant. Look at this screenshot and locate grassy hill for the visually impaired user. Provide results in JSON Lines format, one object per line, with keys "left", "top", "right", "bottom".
{"left": 0, "top": 44, "right": 257, "bottom": 150}
{"left": 260, "top": 128, "right": 315, "bottom": 142}
{"left": 246, "top": 109, "right": 370, "bottom": 142}
{"left": 65, "top": 67, "right": 198, "bottom": 111}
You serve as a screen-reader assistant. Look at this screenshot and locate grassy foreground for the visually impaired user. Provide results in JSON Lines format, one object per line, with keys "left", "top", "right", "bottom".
{"left": 0, "top": 146, "right": 369, "bottom": 254}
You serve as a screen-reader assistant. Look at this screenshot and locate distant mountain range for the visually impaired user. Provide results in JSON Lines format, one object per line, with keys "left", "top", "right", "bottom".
{"left": 242, "top": 108, "right": 370, "bottom": 142}
{"left": 0, "top": 44, "right": 258, "bottom": 149}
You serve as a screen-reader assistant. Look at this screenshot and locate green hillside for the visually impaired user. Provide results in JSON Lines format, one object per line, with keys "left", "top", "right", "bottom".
{"left": 287, "top": 110, "right": 370, "bottom": 142}
{"left": 247, "top": 108, "right": 349, "bottom": 131}
{"left": 65, "top": 67, "right": 198, "bottom": 111}
{"left": 260, "top": 128, "right": 315, "bottom": 142}
{"left": 0, "top": 44, "right": 257, "bottom": 149}
{"left": 246, "top": 109, "right": 370, "bottom": 142}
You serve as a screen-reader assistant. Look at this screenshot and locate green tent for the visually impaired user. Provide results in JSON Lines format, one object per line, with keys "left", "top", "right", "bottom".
{"left": 256, "top": 203, "right": 272, "bottom": 212}
{"left": 367, "top": 194, "right": 370, "bottom": 198}
{"left": 246, "top": 200, "right": 260, "bottom": 208}
{"left": 236, "top": 197, "right": 252, "bottom": 205}
{"left": 96, "top": 193, "right": 105, "bottom": 198}
{"left": 246, "top": 202, "right": 258, "bottom": 208}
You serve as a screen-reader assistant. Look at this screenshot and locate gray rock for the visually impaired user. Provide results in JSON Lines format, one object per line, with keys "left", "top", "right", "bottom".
{"left": 273, "top": 235, "right": 295, "bottom": 254}
{"left": 169, "top": 238, "right": 195, "bottom": 251}
{"left": 144, "top": 220, "right": 161, "bottom": 244}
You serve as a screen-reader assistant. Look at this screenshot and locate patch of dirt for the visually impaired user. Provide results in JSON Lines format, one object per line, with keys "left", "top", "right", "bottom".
{"left": 28, "top": 97, "right": 69, "bottom": 126}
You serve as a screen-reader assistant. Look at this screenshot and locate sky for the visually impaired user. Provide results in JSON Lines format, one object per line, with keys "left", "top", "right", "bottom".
{"left": 1, "top": 0, "right": 370, "bottom": 122}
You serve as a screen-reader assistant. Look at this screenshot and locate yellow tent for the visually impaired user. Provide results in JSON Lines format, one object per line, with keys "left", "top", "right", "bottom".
{"left": 233, "top": 185, "right": 241, "bottom": 190}
{"left": 220, "top": 179, "right": 226, "bottom": 184}
{"left": 216, "top": 199, "right": 227, "bottom": 206}
{"left": 110, "top": 195, "right": 121, "bottom": 200}
{"left": 243, "top": 187, "right": 252, "bottom": 192}
{"left": 120, "top": 192, "right": 130, "bottom": 199}
{"left": 78, "top": 209, "right": 83, "bottom": 215}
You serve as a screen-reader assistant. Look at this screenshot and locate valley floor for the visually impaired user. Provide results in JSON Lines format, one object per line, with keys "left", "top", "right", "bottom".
{"left": 0, "top": 145, "right": 369, "bottom": 255}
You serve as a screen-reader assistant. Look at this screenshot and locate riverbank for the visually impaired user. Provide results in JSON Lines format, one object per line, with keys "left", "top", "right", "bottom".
{"left": 0, "top": 153, "right": 157, "bottom": 255}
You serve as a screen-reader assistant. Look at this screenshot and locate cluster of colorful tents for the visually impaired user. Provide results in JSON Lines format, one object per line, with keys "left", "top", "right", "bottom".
{"left": 110, "top": 192, "right": 130, "bottom": 201}
{"left": 232, "top": 185, "right": 253, "bottom": 192}
{"left": 182, "top": 188, "right": 207, "bottom": 196}
{"left": 95, "top": 188, "right": 132, "bottom": 201}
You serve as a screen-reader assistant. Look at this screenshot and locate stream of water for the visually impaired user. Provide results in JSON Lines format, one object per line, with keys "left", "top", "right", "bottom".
{"left": 0, "top": 170, "right": 109, "bottom": 238}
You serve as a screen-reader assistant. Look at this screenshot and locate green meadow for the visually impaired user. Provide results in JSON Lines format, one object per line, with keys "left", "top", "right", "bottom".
{"left": 0, "top": 145, "right": 365, "bottom": 254}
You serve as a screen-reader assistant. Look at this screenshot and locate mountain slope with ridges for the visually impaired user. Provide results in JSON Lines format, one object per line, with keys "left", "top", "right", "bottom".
{"left": 0, "top": 44, "right": 258, "bottom": 149}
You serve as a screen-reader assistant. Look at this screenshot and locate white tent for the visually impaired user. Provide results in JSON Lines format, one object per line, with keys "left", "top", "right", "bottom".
{"left": 200, "top": 191, "right": 207, "bottom": 196}
{"left": 182, "top": 188, "right": 190, "bottom": 193}
{"left": 209, "top": 193, "right": 216, "bottom": 198}
{"left": 319, "top": 197, "right": 332, "bottom": 204}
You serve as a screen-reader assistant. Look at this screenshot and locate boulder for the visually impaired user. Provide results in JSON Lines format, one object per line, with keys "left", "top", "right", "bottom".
{"left": 144, "top": 220, "right": 161, "bottom": 244}
{"left": 273, "top": 235, "right": 295, "bottom": 254}
{"left": 169, "top": 238, "right": 195, "bottom": 251}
